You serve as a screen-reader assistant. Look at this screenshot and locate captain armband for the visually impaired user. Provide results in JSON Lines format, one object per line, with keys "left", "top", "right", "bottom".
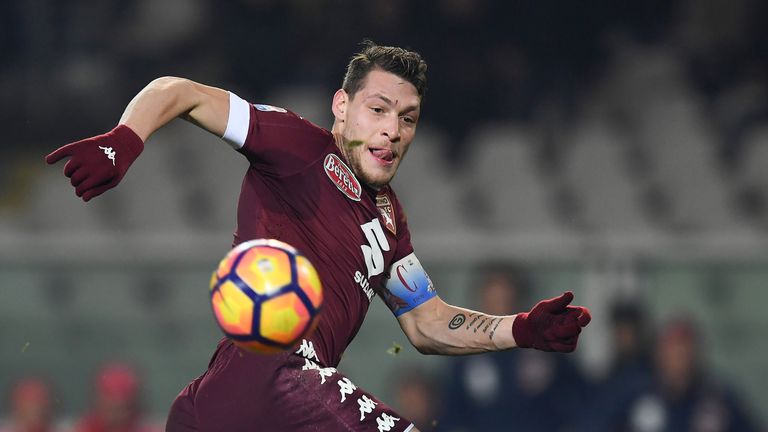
{"left": 381, "top": 253, "right": 437, "bottom": 317}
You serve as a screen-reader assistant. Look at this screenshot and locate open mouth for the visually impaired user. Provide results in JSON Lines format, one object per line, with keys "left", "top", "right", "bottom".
{"left": 369, "top": 148, "right": 395, "bottom": 164}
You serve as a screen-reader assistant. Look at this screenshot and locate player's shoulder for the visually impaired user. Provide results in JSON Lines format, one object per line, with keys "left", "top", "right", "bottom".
{"left": 231, "top": 95, "right": 336, "bottom": 174}
{"left": 225, "top": 93, "right": 333, "bottom": 152}
{"left": 250, "top": 102, "right": 332, "bottom": 139}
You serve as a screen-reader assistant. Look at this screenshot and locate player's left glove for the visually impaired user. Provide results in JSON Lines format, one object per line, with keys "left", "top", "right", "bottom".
{"left": 45, "top": 125, "right": 144, "bottom": 201}
{"left": 512, "top": 291, "right": 591, "bottom": 352}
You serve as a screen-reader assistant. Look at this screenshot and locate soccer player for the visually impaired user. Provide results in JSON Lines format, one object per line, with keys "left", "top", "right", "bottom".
{"left": 46, "top": 42, "right": 592, "bottom": 432}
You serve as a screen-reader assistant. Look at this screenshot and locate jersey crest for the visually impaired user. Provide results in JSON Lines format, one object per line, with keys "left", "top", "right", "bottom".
{"left": 324, "top": 154, "right": 362, "bottom": 201}
{"left": 376, "top": 194, "right": 396, "bottom": 235}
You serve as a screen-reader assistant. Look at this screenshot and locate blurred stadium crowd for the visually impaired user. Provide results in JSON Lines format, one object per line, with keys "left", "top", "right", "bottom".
{"left": 2, "top": 363, "right": 162, "bottom": 432}
{"left": 2, "top": 266, "right": 765, "bottom": 432}
{"left": 1, "top": 0, "right": 767, "bottom": 431}
{"left": 391, "top": 267, "right": 765, "bottom": 431}
{"left": 1, "top": 0, "right": 767, "bottom": 240}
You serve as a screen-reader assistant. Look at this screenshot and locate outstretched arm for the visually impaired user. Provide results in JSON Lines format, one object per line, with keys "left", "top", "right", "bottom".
{"left": 45, "top": 77, "right": 231, "bottom": 201}
{"left": 397, "top": 291, "right": 591, "bottom": 355}
{"left": 118, "top": 76, "right": 230, "bottom": 141}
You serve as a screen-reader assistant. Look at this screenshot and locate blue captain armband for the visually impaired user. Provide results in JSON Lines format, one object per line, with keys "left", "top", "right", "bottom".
{"left": 381, "top": 253, "right": 437, "bottom": 317}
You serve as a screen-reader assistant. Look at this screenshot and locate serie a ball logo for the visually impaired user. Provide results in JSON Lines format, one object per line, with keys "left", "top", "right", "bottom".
{"left": 209, "top": 239, "right": 323, "bottom": 353}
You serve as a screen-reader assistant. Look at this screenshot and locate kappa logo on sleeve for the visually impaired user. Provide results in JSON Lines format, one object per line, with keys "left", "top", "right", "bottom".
{"left": 253, "top": 104, "right": 287, "bottom": 113}
{"left": 324, "top": 154, "right": 362, "bottom": 201}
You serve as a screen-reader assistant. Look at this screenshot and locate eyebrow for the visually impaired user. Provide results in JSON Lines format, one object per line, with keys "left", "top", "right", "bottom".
{"left": 366, "top": 93, "right": 419, "bottom": 113}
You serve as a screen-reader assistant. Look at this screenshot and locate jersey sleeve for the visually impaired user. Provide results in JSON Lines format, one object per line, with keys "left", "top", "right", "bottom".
{"left": 378, "top": 194, "right": 437, "bottom": 317}
{"left": 221, "top": 92, "right": 333, "bottom": 176}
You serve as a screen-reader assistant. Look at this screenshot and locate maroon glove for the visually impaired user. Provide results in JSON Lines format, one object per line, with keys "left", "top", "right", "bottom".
{"left": 512, "top": 291, "right": 591, "bottom": 352}
{"left": 45, "top": 125, "right": 144, "bottom": 201}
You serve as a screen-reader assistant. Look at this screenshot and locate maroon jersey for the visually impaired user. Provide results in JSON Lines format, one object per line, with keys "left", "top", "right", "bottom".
{"left": 167, "top": 94, "right": 422, "bottom": 432}
{"left": 222, "top": 95, "right": 413, "bottom": 368}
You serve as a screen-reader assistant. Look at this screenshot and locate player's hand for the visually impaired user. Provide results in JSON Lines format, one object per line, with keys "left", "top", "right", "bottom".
{"left": 512, "top": 291, "right": 591, "bottom": 352}
{"left": 45, "top": 125, "right": 144, "bottom": 201}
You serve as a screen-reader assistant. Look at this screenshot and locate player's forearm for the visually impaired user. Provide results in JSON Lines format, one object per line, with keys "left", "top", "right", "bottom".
{"left": 406, "top": 301, "right": 518, "bottom": 355}
{"left": 118, "top": 77, "right": 228, "bottom": 141}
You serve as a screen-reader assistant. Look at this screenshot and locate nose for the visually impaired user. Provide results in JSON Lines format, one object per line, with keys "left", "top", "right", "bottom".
{"left": 381, "top": 115, "right": 400, "bottom": 143}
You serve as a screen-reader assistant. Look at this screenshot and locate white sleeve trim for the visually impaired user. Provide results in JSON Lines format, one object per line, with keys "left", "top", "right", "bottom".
{"left": 222, "top": 92, "right": 250, "bottom": 149}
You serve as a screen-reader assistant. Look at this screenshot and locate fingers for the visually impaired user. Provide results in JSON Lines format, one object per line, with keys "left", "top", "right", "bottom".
{"left": 544, "top": 307, "right": 591, "bottom": 353}
{"left": 75, "top": 169, "right": 115, "bottom": 197}
{"left": 82, "top": 178, "right": 119, "bottom": 202}
{"left": 69, "top": 169, "right": 88, "bottom": 187}
{"left": 542, "top": 291, "right": 574, "bottom": 313}
{"left": 561, "top": 306, "right": 592, "bottom": 327}
{"left": 546, "top": 330, "right": 579, "bottom": 352}
{"left": 63, "top": 159, "right": 81, "bottom": 177}
{"left": 45, "top": 142, "right": 76, "bottom": 164}
{"left": 576, "top": 307, "right": 592, "bottom": 326}
{"left": 553, "top": 321, "right": 581, "bottom": 339}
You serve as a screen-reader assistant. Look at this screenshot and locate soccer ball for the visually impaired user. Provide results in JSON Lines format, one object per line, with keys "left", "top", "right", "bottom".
{"left": 209, "top": 239, "right": 323, "bottom": 353}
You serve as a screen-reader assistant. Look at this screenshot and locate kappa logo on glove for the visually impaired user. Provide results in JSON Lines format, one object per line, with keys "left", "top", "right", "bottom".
{"left": 99, "top": 146, "right": 117, "bottom": 166}
{"left": 46, "top": 124, "right": 144, "bottom": 202}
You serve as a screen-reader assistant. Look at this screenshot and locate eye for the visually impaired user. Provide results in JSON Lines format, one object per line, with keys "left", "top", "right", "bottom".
{"left": 371, "top": 107, "right": 384, "bottom": 114}
{"left": 401, "top": 116, "right": 416, "bottom": 124}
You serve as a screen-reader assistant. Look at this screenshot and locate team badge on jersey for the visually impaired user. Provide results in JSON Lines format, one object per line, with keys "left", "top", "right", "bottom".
{"left": 324, "top": 154, "right": 362, "bottom": 201}
{"left": 253, "top": 104, "right": 287, "bottom": 113}
{"left": 376, "top": 194, "right": 396, "bottom": 235}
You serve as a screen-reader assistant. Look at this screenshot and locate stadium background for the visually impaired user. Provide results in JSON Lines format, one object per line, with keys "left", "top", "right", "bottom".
{"left": 1, "top": 0, "right": 766, "bottom": 430}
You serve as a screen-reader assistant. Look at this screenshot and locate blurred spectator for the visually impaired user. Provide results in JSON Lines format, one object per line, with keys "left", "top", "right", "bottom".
{"left": 1, "top": 378, "right": 56, "bottom": 432}
{"left": 390, "top": 366, "right": 442, "bottom": 432}
{"left": 75, "top": 363, "right": 158, "bottom": 432}
{"left": 606, "top": 301, "right": 652, "bottom": 384}
{"left": 596, "top": 317, "right": 762, "bottom": 432}
{"left": 578, "top": 300, "right": 653, "bottom": 431}
{"left": 441, "top": 264, "right": 589, "bottom": 432}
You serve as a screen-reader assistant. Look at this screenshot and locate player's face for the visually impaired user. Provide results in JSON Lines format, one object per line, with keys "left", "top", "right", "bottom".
{"left": 332, "top": 69, "right": 421, "bottom": 188}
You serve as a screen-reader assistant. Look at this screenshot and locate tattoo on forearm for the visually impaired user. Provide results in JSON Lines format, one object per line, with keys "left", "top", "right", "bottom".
{"left": 483, "top": 318, "right": 496, "bottom": 334}
{"left": 489, "top": 318, "right": 503, "bottom": 340}
{"left": 466, "top": 314, "right": 481, "bottom": 330}
{"left": 448, "top": 314, "right": 466, "bottom": 330}
{"left": 474, "top": 318, "right": 488, "bottom": 333}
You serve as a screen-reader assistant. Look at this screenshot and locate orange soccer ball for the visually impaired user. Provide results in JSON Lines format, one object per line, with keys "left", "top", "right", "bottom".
{"left": 209, "top": 239, "right": 323, "bottom": 353}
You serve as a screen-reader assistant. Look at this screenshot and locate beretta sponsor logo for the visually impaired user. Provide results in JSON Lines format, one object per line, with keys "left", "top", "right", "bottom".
{"left": 324, "top": 154, "right": 362, "bottom": 201}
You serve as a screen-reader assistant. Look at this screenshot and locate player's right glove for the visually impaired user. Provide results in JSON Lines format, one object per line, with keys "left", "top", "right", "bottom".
{"left": 512, "top": 291, "right": 591, "bottom": 352}
{"left": 45, "top": 125, "right": 144, "bottom": 201}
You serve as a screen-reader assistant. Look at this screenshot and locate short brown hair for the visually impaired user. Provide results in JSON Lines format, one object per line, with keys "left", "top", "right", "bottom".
{"left": 342, "top": 40, "right": 428, "bottom": 99}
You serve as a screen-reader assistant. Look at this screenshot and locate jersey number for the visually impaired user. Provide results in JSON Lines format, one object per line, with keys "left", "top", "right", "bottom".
{"left": 360, "top": 219, "right": 390, "bottom": 277}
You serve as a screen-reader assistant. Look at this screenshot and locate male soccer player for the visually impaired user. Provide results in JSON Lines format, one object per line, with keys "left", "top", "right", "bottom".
{"left": 46, "top": 42, "right": 591, "bottom": 431}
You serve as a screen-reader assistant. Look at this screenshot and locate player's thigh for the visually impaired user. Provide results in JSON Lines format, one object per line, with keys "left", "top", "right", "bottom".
{"left": 191, "top": 341, "right": 284, "bottom": 431}
{"left": 279, "top": 356, "right": 415, "bottom": 432}
{"left": 175, "top": 340, "right": 414, "bottom": 432}
{"left": 167, "top": 370, "right": 206, "bottom": 432}
{"left": 166, "top": 388, "right": 198, "bottom": 432}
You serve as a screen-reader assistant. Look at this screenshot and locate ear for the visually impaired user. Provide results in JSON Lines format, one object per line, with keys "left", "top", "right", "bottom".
{"left": 331, "top": 89, "right": 348, "bottom": 122}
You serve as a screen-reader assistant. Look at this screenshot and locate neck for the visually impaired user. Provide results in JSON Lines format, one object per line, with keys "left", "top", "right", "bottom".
{"left": 331, "top": 121, "right": 344, "bottom": 152}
